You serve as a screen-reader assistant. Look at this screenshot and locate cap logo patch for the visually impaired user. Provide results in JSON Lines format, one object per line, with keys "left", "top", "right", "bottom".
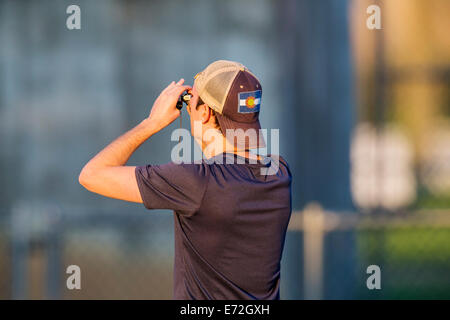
{"left": 238, "top": 90, "right": 261, "bottom": 113}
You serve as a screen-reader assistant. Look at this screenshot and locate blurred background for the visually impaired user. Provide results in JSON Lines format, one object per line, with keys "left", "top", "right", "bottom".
{"left": 0, "top": 0, "right": 449, "bottom": 299}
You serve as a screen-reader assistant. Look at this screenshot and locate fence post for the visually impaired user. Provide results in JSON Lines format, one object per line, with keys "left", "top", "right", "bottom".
{"left": 303, "top": 202, "right": 325, "bottom": 300}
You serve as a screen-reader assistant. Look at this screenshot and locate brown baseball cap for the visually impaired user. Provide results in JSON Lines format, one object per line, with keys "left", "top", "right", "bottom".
{"left": 194, "top": 60, "right": 266, "bottom": 149}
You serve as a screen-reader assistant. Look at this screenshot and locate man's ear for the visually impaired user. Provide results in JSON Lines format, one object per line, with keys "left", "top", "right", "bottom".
{"left": 201, "top": 104, "right": 212, "bottom": 124}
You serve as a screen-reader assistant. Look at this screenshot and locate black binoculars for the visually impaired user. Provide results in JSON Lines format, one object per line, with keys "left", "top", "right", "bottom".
{"left": 176, "top": 92, "right": 192, "bottom": 110}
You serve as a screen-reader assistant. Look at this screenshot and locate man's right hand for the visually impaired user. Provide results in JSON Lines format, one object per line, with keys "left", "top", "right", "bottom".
{"left": 147, "top": 78, "right": 191, "bottom": 132}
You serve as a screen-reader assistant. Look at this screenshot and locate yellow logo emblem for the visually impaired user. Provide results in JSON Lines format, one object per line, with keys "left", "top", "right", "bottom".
{"left": 246, "top": 96, "right": 256, "bottom": 108}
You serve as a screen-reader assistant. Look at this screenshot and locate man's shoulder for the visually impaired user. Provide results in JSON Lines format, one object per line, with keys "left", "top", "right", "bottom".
{"left": 270, "top": 154, "right": 289, "bottom": 167}
{"left": 137, "top": 161, "right": 210, "bottom": 183}
{"left": 161, "top": 161, "right": 210, "bottom": 175}
{"left": 162, "top": 154, "right": 291, "bottom": 177}
{"left": 266, "top": 154, "right": 291, "bottom": 174}
{"left": 278, "top": 155, "right": 291, "bottom": 175}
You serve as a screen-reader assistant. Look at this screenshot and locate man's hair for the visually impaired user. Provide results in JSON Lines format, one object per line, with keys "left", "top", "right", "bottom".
{"left": 197, "top": 96, "right": 222, "bottom": 133}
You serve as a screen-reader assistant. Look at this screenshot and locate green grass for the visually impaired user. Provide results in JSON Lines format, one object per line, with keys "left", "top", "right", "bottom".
{"left": 357, "top": 227, "right": 450, "bottom": 299}
{"left": 413, "top": 189, "right": 450, "bottom": 210}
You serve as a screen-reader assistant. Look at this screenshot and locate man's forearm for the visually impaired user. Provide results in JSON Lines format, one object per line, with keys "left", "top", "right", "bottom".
{"left": 78, "top": 118, "right": 159, "bottom": 202}
{"left": 82, "top": 118, "right": 158, "bottom": 170}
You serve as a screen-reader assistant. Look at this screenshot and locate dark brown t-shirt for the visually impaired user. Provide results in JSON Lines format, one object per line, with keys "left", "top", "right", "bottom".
{"left": 135, "top": 153, "right": 292, "bottom": 300}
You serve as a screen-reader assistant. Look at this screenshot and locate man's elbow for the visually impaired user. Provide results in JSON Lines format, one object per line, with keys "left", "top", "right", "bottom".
{"left": 78, "top": 166, "right": 94, "bottom": 189}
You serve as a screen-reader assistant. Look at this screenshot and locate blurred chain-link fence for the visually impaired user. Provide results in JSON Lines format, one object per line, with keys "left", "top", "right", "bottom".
{"left": 1, "top": 204, "right": 449, "bottom": 300}
{"left": 283, "top": 204, "right": 450, "bottom": 300}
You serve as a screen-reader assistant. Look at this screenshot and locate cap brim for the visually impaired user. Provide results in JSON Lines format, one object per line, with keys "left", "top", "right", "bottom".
{"left": 216, "top": 113, "right": 266, "bottom": 150}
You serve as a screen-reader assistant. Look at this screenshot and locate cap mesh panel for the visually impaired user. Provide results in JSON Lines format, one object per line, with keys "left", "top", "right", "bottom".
{"left": 194, "top": 60, "right": 244, "bottom": 113}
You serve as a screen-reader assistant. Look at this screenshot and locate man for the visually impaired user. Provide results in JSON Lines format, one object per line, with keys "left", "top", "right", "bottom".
{"left": 79, "top": 60, "right": 292, "bottom": 299}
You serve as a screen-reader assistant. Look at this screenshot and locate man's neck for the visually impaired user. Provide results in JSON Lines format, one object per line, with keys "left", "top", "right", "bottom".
{"left": 199, "top": 130, "right": 261, "bottom": 161}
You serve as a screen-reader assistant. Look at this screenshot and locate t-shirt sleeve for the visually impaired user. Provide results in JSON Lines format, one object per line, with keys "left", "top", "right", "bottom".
{"left": 135, "top": 162, "right": 209, "bottom": 216}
